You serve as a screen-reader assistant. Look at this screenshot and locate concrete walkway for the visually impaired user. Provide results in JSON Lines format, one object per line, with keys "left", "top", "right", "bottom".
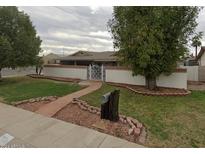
{"left": 36, "top": 81, "right": 102, "bottom": 117}
{"left": 0, "top": 103, "right": 143, "bottom": 148}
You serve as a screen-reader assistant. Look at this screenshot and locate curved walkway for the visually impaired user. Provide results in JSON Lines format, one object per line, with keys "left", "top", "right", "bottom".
{"left": 36, "top": 81, "right": 102, "bottom": 117}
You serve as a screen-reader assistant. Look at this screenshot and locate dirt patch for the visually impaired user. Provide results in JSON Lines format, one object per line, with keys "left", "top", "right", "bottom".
{"left": 188, "top": 81, "right": 205, "bottom": 91}
{"left": 16, "top": 101, "right": 50, "bottom": 112}
{"left": 53, "top": 103, "right": 136, "bottom": 143}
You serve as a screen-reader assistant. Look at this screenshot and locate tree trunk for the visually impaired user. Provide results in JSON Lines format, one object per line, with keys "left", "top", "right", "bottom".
{"left": 39, "top": 67, "right": 43, "bottom": 75}
{"left": 145, "top": 76, "right": 157, "bottom": 90}
{"left": 36, "top": 66, "right": 38, "bottom": 74}
{"left": 195, "top": 46, "right": 198, "bottom": 58}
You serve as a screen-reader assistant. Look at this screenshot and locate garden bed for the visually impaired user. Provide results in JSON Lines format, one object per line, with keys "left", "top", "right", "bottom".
{"left": 15, "top": 96, "right": 146, "bottom": 145}
{"left": 53, "top": 99, "right": 146, "bottom": 145}
{"left": 107, "top": 82, "right": 190, "bottom": 96}
{"left": 15, "top": 96, "right": 58, "bottom": 112}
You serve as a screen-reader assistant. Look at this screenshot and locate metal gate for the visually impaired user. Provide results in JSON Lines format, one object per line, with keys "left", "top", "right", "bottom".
{"left": 88, "top": 64, "right": 104, "bottom": 81}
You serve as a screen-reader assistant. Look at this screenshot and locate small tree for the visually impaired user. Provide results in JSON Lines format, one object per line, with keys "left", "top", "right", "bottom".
{"left": 191, "top": 32, "right": 203, "bottom": 57}
{"left": 35, "top": 56, "right": 44, "bottom": 75}
{"left": 0, "top": 6, "right": 41, "bottom": 79}
{"left": 108, "top": 6, "right": 201, "bottom": 90}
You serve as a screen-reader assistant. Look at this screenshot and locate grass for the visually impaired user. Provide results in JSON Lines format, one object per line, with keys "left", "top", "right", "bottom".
{"left": 81, "top": 84, "right": 205, "bottom": 147}
{"left": 0, "top": 76, "right": 81, "bottom": 104}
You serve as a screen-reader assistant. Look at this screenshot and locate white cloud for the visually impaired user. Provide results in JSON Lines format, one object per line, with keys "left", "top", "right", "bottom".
{"left": 19, "top": 6, "right": 205, "bottom": 56}
{"left": 18, "top": 6, "right": 114, "bottom": 55}
{"left": 41, "top": 44, "right": 88, "bottom": 50}
{"left": 89, "top": 6, "right": 100, "bottom": 14}
{"left": 89, "top": 31, "right": 111, "bottom": 38}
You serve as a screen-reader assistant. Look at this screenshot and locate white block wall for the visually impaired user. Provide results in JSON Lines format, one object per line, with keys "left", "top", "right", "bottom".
{"left": 44, "top": 66, "right": 87, "bottom": 80}
{"left": 157, "top": 73, "right": 187, "bottom": 89}
{"left": 199, "top": 53, "right": 205, "bottom": 66}
{"left": 182, "top": 66, "right": 198, "bottom": 81}
{"left": 106, "top": 69, "right": 145, "bottom": 86}
{"left": 43, "top": 65, "right": 187, "bottom": 89}
{"left": 106, "top": 69, "right": 187, "bottom": 89}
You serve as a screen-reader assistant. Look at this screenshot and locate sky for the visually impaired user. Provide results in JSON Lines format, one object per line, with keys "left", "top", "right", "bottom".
{"left": 19, "top": 6, "right": 205, "bottom": 56}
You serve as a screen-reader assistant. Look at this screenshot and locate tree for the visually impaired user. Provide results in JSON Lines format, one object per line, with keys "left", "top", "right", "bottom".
{"left": 0, "top": 36, "right": 12, "bottom": 80}
{"left": 191, "top": 32, "right": 203, "bottom": 58}
{"left": 0, "top": 6, "right": 41, "bottom": 79}
{"left": 108, "top": 6, "right": 201, "bottom": 90}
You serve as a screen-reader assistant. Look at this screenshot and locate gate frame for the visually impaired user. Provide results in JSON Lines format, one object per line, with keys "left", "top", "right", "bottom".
{"left": 88, "top": 64, "right": 104, "bottom": 81}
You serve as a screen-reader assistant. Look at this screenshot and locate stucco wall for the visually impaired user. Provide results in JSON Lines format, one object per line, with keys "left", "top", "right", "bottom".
{"left": 198, "top": 66, "right": 205, "bottom": 81}
{"left": 182, "top": 66, "right": 198, "bottom": 81}
{"left": 106, "top": 69, "right": 145, "bottom": 86}
{"left": 199, "top": 53, "right": 205, "bottom": 66}
{"left": 44, "top": 65, "right": 187, "bottom": 89}
{"left": 44, "top": 65, "right": 87, "bottom": 80}
{"left": 106, "top": 68, "right": 187, "bottom": 89}
{"left": 157, "top": 73, "right": 187, "bottom": 89}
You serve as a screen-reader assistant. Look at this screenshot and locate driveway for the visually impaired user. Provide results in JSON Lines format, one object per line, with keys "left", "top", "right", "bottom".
{"left": 0, "top": 103, "right": 143, "bottom": 148}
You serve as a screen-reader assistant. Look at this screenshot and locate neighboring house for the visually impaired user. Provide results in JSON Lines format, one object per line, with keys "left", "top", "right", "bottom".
{"left": 58, "top": 51, "right": 118, "bottom": 66}
{"left": 42, "top": 53, "right": 61, "bottom": 65}
{"left": 180, "top": 53, "right": 198, "bottom": 66}
{"left": 196, "top": 46, "right": 205, "bottom": 66}
{"left": 184, "top": 57, "right": 199, "bottom": 66}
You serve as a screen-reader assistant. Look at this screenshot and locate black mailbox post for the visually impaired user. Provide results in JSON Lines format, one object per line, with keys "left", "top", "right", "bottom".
{"left": 101, "top": 92, "right": 111, "bottom": 119}
{"left": 101, "top": 90, "right": 120, "bottom": 122}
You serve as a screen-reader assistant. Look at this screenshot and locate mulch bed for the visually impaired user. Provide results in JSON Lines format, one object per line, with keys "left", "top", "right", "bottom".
{"left": 16, "top": 100, "right": 51, "bottom": 112}
{"left": 108, "top": 82, "right": 191, "bottom": 96}
{"left": 188, "top": 81, "right": 205, "bottom": 85}
{"left": 53, "top": 103, "right": 137, "bottom": 143}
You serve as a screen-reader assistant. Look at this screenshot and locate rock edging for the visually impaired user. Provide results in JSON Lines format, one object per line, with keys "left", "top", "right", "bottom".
{"left": 126, "top": 86, "right": 191, "bottom": 96}
{"left": 107, "top": 82, "right": 191, "bottom": 96}
{"left": 72, "top": 98, "right": 146, "bottom": 144}
{"left": 13, "top": 96, "right": 58, "bottom": 105}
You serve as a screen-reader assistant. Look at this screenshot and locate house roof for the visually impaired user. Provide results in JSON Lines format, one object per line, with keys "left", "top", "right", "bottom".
{"left": 59, "top": 51, "right": 118, "bottom": 62}
{"left": 196, "top": 46, "right": 205, "bottom": 60}
{"left": 43, "top": 53, "right": 61, "bottom": 59}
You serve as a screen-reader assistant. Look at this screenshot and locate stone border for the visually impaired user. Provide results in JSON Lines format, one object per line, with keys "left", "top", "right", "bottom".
{"left": 72, "top": 98, "right": 146, "bottom": 144}
{"left": 27, "top": 74, "right": 81, "bottom": 83}
{"left": 107, "top": 82, "right": 191, "bottom": 96}
{"left": 13, "top": 96, "right": 58, "bottom": 105}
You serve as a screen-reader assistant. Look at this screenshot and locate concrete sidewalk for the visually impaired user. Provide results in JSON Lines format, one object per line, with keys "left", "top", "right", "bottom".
{"left": 0, "top": 103, "right": 144, "bottom": 148}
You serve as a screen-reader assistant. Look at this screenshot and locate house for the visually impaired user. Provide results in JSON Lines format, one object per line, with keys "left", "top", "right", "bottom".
{"left": 183, "top": 54, "right": 199, "bottom": 66}
{"left": 42, "top": 53, "right": 62, "bottom": 65}
{"left": 58, "top": 51, "right": 118, "bottom": 66}
{"left": 196, "top": 46, "right": 205, "bottom": 66}
{"left": 44, "top": 50, "right": 187, "bottom": 89}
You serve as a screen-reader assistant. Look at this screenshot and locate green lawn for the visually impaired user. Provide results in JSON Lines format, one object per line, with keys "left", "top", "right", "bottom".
{"left": 81, "top": 84, "right": 205, "bottom": 147}
{"left": 0, "top": 76, "right": 81, "bottom": 104}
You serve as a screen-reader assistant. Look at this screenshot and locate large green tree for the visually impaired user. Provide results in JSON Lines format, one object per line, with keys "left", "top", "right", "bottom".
{"left": 108, "top": 6, "right": 201, "bottom": 90}
{"left": 0, "top": 6, "right": 41, "bottom": 79}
